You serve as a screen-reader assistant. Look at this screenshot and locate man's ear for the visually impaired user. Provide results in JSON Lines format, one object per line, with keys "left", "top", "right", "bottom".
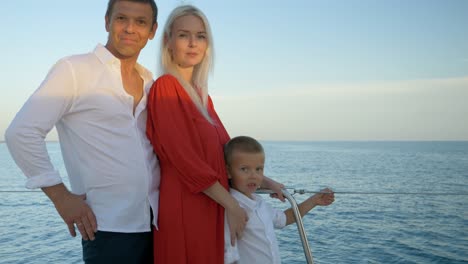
{"left": 149, "top": 22, "right": 158, "bottom": 40}
{"left": 105, "top": 16, "right": 110, "bottom": 32}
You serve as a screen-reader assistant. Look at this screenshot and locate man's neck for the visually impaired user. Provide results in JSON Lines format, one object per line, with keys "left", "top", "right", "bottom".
{"left": 104, "top": 44, "right": 140, "bottom": 72}
{"left": 120, "top": 61, "right": 138, "bottom": 76}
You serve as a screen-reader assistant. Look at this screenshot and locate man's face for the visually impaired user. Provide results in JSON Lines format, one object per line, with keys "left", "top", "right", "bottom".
{"left": 105, "top": 1, "right": 157, "bottom": 60}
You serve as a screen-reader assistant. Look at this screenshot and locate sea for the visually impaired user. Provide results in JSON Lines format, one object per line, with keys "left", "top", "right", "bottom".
{"left": 0, "top": 141, "right": 467, "bottom": 264}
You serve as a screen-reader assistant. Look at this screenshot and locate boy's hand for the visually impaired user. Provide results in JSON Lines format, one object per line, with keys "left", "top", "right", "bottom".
{"left": 313, "top": 188, "right": 335, "bottom": 206}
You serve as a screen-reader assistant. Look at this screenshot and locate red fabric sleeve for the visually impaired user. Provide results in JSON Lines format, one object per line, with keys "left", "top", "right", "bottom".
{"left": 146, "top": 75, "right": 220, "bottom": 193}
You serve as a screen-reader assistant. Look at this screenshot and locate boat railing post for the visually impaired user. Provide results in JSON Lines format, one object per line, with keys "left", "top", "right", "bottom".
{"left": 256, "top": 189, "right": 314, "bottom": 264}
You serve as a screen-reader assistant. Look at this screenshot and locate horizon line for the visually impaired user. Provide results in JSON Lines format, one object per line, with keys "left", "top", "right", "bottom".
{"left": 2, "top": 140, "right": 468, "bottom": 144}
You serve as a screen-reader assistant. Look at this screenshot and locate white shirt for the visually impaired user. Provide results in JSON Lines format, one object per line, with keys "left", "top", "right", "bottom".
{"left": 5, "top": 44, "right": 160, "bottom": 233}
{"left": 225, "top": 189, "right": 286, "bottom": 264}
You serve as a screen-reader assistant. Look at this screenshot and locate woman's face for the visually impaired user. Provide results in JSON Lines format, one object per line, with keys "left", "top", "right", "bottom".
{"left": 168, "top": 15, "right": 208, "bottom": 69}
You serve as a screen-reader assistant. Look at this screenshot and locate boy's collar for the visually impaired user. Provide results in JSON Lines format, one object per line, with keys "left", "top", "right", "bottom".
{"left": 230, "top": 188, "right": 260, "bottom": 209}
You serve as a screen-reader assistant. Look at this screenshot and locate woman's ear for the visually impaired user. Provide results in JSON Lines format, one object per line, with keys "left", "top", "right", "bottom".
{"left": 164, "top": 34, "right": 172, "bottom": 54}
{"left": 226, "top": 165, "right": 232, "bottom": 179}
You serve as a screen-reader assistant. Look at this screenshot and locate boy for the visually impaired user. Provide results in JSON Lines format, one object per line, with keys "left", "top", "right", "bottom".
{"left": 224, "top": 136, "right": 335, "bottom": 264}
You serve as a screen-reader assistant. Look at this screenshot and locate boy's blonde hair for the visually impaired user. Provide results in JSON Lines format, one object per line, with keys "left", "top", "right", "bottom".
{"left": 224, "top": 136, "right": 264, "bottom": 166}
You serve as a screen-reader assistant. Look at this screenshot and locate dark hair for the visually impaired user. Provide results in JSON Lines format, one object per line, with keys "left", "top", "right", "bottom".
{"left": 224, "top": 136, "right": 264, "bottom": 166}
{"left": 106, "top": 0, "right": 158, "bottom": 25}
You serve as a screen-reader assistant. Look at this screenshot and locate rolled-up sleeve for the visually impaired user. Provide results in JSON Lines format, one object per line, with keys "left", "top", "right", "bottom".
{"left": 5, "top": 58, "right": 76, "bottom": 188}
{"left": 273, "top": 208, "right": 287, "bottom": 229}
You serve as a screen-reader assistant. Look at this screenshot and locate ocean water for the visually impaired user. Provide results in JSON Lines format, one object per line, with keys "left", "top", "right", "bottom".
{"left": 0, "top": 141, "right": 467, "bottom": 264}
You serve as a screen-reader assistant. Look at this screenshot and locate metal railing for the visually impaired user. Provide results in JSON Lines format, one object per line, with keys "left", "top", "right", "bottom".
{"left": 257, "top": 188, "right": 314, "bottom": 264}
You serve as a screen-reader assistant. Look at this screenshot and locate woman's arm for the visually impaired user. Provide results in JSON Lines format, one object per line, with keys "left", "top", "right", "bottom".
{"left": 147, "top": 76, "right": 247, "bottom": 245}
{"left": 203, "top": 182, "right": 248, "bottom": 246}
{"left": 261, "top": 176, "right": 286, "bottom": 202}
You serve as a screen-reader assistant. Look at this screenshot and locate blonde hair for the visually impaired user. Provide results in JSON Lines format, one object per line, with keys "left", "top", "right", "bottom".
{"left": 159, "top": 5, "right": 214, "bottom": 122}
{"left": 224, "top": 136, "right": 265, "bottom": 166}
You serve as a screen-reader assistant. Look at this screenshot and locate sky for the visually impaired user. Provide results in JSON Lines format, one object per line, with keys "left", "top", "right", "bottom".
{"left": 1, "top": 0, "right": 467, "bottom": 141}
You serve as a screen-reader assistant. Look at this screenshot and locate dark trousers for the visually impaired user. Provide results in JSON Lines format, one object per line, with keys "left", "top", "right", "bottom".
{"left": 82, "top": 231, "right": 152, "bottom": 264}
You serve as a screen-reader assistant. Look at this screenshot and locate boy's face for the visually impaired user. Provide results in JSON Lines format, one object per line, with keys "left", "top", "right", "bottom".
{"left": 227, "top": 151, "right": 265, "bottom": 199}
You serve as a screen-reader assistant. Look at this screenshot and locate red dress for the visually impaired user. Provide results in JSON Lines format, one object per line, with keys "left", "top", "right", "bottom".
{"left": 146, "top": 74, "right": 230, "bottom": 264}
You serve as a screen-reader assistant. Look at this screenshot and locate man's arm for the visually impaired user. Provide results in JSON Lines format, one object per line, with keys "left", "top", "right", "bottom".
{"left": 5, "top": 58, "right": 96, "bottom": 240}
{"left": 5, "top": 58, "right": 75, "bottom": 188}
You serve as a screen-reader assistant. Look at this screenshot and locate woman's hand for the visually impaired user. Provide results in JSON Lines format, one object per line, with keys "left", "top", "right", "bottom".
{"left": 226, "top": 202, "right": 248, "bottom": 246}
{"left": 202, "top": 181, "right": 249, "bottom": 246}
{"left": 262, "top": 176, "right": 286, "bottom": 202}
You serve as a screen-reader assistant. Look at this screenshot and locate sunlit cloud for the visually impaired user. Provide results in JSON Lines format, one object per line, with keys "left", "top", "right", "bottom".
{"left": 213, "top": 77, "right": 468, "bottom": 141}
{"left": 213, "top": 76, "right": 468, "bottom": 99}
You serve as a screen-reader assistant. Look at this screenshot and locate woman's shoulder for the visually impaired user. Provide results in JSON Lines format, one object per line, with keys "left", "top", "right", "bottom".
{"left": 155, "top": 74, "right": 179, "bottom": 85}
{"left": 150, "top": 74, "right": 181, "bottom": 93}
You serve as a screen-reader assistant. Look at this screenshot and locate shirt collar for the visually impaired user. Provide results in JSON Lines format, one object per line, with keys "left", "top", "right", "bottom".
{"left": 93, "top": 44, "right": 154, "bottom": 84}
{"left": 230, "top": 188, "right": 261, "bottom": 210}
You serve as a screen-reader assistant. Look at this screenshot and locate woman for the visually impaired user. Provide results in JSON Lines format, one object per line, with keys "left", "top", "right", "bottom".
{"left": 146, "top": 5, "right": 283, "bottom": 263}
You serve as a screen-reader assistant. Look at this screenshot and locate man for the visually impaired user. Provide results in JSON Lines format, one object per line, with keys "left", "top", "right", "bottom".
{"left": 5, "top": 0, "right": 159, "bottom": 263}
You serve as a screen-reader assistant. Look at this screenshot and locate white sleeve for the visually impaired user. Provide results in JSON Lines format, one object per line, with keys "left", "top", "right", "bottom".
{"left": 224, "top": 212, "right": 240, "bottom": 264}
{"left": 5, "top": 58, "right": 76, "bottom": 189}
{"left": 272, "top": 208, "right": 286, "bottom": 229}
